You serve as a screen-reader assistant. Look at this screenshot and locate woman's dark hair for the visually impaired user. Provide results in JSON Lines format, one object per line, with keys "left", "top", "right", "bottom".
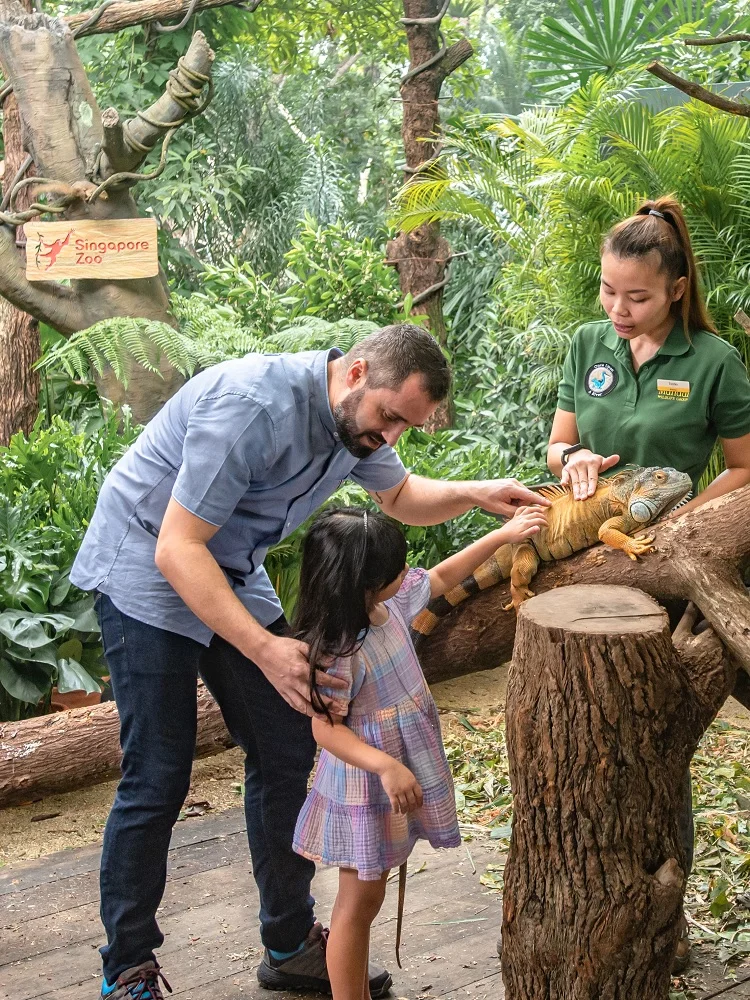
{"left": 601, "top": 196, "right": 716, "bottom": 336}
{"left": 293, "top": 507, "right": 408, "bottom": 718}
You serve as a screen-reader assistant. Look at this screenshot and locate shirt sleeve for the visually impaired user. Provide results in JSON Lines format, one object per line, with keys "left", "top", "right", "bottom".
{"left": 348, "top": 445, "right": 407, "bottom": 493}
{"left": 710, "top": 347, "right": 750, "bottom": 440}
{"left": 389, "top": 567, "right": 431, "bottom": 622}
{"left": 557, "top": 329, "right": 579, "bottom": 413}
{"left": 316, "top": 651, "right": 366, "bottom": 711}
{"left": 172, "top": 392, "right": 276, "bottom": 527}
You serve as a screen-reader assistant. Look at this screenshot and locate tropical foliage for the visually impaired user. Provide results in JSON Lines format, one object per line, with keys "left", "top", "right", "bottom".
{"left": 2, "top": 0, "right": 750, "bottom": 724}
{"left": 396, "top": 78, "right": 750, "bottom": 406}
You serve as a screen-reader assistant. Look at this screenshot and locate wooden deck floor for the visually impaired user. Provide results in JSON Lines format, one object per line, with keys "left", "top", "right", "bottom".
{"left": 1, "top": 807, "right": 749, "bottom": 1000}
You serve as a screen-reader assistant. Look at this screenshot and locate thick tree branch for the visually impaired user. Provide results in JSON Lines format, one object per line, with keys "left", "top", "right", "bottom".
{"left": 65, "top": 0, "right": 262, "bottom": 38}
{"left": 435, "top": 37, "right": 473, "bottom": 85}
{"left": 99, "top": 30, "right": 214, "bottom": 179}
{"left": 646, "top": 61, "right": 750, "bottom": 116}
{"left": 685, "top": 33, "right": 750, "bottom": 46}
{"left": 0, "top": 6, "right": 103, "bottom": 180}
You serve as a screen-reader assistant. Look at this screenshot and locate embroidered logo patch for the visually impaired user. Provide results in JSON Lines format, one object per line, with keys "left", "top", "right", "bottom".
{"left": 657, "top": 378, "right": 690, "bottom": 401}
{"left": 585, "top": 362, "right": 618, "bottom": 397}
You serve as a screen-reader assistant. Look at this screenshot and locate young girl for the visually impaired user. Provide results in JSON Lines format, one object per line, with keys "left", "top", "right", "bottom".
{"left": 292, "top": 504, "right": 547, "bottom": 1000}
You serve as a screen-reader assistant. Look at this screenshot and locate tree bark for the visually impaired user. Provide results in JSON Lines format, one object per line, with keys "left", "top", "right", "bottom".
{"left": 416, "top": 483, "right": 750, "bottom": 685}
{"left": 0, "top": 682, "right": 233, "bottom": 806}
{"left": 502, "top": 585, "right": 735, "bottom": 1000}
{"left": 0, "top": 0, "right": 38, "bottom": 445}
{"left": 387, "top": 1, "right": 472, "bottom": 429}
{"left": 65, "top": 0, "right": 262, "bottom": 38}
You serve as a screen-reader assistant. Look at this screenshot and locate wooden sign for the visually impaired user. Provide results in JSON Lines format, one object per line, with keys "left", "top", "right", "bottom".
{"left": 24, "top": 219, "right": 159, "bottom": 281}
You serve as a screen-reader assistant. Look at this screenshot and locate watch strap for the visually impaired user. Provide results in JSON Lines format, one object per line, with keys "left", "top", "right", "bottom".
{"left": 561, "top": 443, "right": 585, "bottom": 467}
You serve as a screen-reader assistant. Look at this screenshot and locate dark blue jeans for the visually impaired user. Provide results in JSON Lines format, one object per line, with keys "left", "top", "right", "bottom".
{"left": 96, "top": 594, "right": 317, "bottom": 982}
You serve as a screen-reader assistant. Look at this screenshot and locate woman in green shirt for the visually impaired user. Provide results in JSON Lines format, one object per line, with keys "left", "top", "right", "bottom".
{"left": 546, "top": 196, "right": 750, "bottom": 971}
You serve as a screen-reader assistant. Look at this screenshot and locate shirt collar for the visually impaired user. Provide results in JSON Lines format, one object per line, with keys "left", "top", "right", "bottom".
{"left": 315, "top": 347, "right": 344, "bottom": 440}
{"left": 599, "top": 318, "right": 691, "bottom": 358}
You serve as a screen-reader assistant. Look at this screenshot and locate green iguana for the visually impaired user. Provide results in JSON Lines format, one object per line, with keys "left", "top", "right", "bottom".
{"left": 411, "top": 465, "right": 692, "bottom": 638}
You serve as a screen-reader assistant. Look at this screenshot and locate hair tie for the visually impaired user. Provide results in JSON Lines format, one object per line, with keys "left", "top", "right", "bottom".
{"left": 363, "top": 510, "right": 368, "bottom": 534}
{"left": 648, "top": 208, "right": 666, "bottom": 219}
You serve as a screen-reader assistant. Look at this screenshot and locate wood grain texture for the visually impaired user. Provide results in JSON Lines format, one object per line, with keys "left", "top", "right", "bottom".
{"left": 24, "top": 219, "right": 158, "bottom": 280}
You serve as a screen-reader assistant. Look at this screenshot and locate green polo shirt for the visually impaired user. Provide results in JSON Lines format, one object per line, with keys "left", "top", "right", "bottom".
{"left": 557, "top": 319, "right": 750, "bottom": 492}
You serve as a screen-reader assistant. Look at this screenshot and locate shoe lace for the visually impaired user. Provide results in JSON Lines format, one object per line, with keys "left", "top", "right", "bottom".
{"left": 120, "top": 966, "right": 172, "bottom": 1000}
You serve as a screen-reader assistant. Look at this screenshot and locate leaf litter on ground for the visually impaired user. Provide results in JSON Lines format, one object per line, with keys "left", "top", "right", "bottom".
{"left": 442, "top": 713, "right": 750, "bottom": 969}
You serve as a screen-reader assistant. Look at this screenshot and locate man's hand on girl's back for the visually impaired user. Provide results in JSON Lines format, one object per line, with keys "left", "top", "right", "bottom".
{"left": 251, "top": 633, "right": 348, "bottom": 718}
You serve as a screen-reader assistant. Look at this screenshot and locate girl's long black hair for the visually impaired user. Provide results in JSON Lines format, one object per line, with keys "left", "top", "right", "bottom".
{"left": 294, "top": 506, "right": 408, "bottom": 718}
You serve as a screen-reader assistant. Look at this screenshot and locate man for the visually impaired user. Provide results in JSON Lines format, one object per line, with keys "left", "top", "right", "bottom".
{"left": 72, "top": 324, "right": 548, "bottom": 1000}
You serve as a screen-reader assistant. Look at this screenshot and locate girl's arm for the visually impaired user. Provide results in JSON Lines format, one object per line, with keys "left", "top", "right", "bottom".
{"left": 427, "top": 506, "right": 548, "bottom": 599}
{"left": 312, "top": 717, "right": 423, "bottom": 813}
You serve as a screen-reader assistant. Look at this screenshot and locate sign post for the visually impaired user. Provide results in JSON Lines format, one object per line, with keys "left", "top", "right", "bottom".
{"left": 23, "top": 219, "right": 159, "bottom": 281}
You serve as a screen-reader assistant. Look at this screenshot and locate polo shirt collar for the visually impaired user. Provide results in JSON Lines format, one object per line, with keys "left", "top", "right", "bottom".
{"left": 599, "top": 318, "right": 691, "bottom": 358}
{"left": 316, "top": 347, "right": 344, "bottom": 439}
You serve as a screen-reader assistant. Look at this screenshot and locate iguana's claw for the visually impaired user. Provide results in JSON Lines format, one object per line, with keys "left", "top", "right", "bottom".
{"left": 624, "top": 534, "right": 655, "bottom": 560}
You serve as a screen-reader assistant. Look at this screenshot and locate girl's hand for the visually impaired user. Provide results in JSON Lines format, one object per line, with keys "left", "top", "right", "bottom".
{"left": 379, "top": 760, "right": 423, "bottom": 814}
{"left": 561, "top": 449, "right": 619, "bottom": 500}
{"left": 496, "top": 505, "right": 548, "bottom": 545}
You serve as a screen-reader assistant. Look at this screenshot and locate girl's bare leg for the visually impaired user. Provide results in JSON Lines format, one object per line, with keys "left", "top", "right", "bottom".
{"left": 326, "top": 868, "right": 389, "bottom": 1000}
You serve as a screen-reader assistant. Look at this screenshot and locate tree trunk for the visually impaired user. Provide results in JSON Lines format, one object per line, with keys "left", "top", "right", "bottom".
{"left": 387, "top": 0, "right": 473, "bottom": 430}
{"left": 502, "top": 585, "right": 735, "bottom": 1000}
{"left": 0, "top": 682, "right": 233, "bottom": 806}
{"left": 416, "top": 484, "right": 750, "bottom": 685}
{"left": 0, "top": 0, "right": 38, "bottom": 444}
{"left": 0, "top": 11, "right": 215, "bottom": 423}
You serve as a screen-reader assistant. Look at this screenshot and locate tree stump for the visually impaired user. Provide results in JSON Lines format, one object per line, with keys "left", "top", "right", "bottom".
{"left": 502, "top": 585, "right": 735, "bottom": 1000}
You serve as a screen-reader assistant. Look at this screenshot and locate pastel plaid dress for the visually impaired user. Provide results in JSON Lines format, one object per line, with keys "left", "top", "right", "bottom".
{"left": 293, "top": 568, "right": 461, "bottom": 880}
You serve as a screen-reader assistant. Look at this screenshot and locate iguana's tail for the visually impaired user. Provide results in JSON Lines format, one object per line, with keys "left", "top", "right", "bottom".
{"left": 411, "top": 543, "right": 514, "bottom": 639}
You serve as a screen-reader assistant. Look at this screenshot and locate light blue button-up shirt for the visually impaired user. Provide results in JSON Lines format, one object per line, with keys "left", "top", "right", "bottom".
{"left": 70, "top": 349, "right": 407, "bottom": 644}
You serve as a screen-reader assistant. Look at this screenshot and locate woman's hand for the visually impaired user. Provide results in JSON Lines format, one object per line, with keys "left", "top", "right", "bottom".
{"left": 379, "top": 760, "right": 424, "bottom": 814}
{"left": 561, "top": 450, "right": 619, "bottom": 500}
{"left": 496, "top": 505, "right": 548, "bottom": 544}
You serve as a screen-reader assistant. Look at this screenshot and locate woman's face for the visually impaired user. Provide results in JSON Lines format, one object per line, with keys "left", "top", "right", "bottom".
{"left": 600, "top": 251, "right": 686, "bottom": 340}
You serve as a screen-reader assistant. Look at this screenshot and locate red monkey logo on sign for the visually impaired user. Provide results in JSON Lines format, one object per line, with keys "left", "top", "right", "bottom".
{"left": 34, "top": 229, "right": 73, "bottom": 270}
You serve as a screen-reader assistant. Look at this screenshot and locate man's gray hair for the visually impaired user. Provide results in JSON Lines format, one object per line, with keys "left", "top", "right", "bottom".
{"left": 345, "top": 323, "right": 451, "bottom": 402}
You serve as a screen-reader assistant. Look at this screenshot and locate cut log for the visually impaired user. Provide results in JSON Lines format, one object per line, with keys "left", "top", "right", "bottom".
{"left": 0, "top": 683, "right": 233, "bottom": 806}
{"left": 502, "top": 585, "right": 735, "bottom": 1000}
{"left": 417, "top": 483, "right": 750, "bottom": 685}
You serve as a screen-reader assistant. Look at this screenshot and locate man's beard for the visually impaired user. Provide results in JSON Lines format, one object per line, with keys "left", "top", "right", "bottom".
{"left": 333, "top": 389, "right": 386, "bottom": 459}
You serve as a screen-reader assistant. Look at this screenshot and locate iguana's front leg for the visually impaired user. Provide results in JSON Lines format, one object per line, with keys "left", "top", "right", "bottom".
{"left": 599, "top": 516, "right": 655, "bottom": 561}
{"left": 504, "top": 542, "right": 540, "bottom": 610}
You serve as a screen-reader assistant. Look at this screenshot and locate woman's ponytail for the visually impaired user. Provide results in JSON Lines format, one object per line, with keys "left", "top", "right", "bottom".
{"left": 602, "top": 196, "right": 716, "bottom": 336}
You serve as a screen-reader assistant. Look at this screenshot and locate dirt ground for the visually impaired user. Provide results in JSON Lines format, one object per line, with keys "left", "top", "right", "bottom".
{"left": 2, "top": 664, "right": 749, "bottom": 866}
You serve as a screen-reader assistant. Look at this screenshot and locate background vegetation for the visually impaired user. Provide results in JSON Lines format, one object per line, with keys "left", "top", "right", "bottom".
{"left": 0, "top": 0, "right": 748, "bottom": 720}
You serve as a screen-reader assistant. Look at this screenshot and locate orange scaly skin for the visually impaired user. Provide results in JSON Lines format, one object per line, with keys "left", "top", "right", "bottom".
{"left": 411, "top": 466, "right": 692, "bottom": 635}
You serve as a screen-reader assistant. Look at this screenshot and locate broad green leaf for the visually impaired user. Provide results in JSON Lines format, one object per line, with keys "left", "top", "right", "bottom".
{"left": 0, "top": 611, "right": 74, "bottom": 649}
{"left": 0, "top": 658, "right": 48, "bottom": 704}
{"left": 56, "top": 658, "right": 101, "bottom": 695}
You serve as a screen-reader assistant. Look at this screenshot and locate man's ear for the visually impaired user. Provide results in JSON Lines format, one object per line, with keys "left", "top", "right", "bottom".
{"left": 345, "top": 358, "right": 369, "bottom": 389}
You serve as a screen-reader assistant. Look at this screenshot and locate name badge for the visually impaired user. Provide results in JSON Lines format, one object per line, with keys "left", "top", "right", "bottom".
{"left": 657, "top": 379, "right": 690, "bottom": 401}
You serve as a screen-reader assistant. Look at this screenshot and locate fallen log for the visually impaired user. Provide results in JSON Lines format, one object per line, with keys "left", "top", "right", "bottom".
{"left": 502, "top": 585, "right": 735, "bottom": 999}
{"left": 417, "top": 483, "right": 750, "bottom": 685}
{"left": 0, "top": 683, "right": 233, "bottom": 807}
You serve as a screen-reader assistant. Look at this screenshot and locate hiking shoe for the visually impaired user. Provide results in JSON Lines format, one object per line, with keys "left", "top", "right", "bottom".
{"left": 671, "top": 916, "right": 691, "bottom": 975}
{"left": 257, "top": 922, "right": 393, "bottom": 996}
{"left": 101, "top": 961, "right": 172, "bottom": 999}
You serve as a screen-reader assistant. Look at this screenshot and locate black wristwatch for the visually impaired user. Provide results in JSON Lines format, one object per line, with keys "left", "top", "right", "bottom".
{"left": 560, "top": 443, "right": 585, "bottom": 467}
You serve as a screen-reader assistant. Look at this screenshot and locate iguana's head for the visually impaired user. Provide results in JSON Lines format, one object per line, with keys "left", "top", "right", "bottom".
{"left": 607, "top": 466, "right": 692, "bottom": 524}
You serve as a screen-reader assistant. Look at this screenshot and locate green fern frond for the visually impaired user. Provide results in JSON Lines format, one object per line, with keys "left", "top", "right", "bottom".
{"left": 36, "top": 318, "right": 203, "bottom": 384}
